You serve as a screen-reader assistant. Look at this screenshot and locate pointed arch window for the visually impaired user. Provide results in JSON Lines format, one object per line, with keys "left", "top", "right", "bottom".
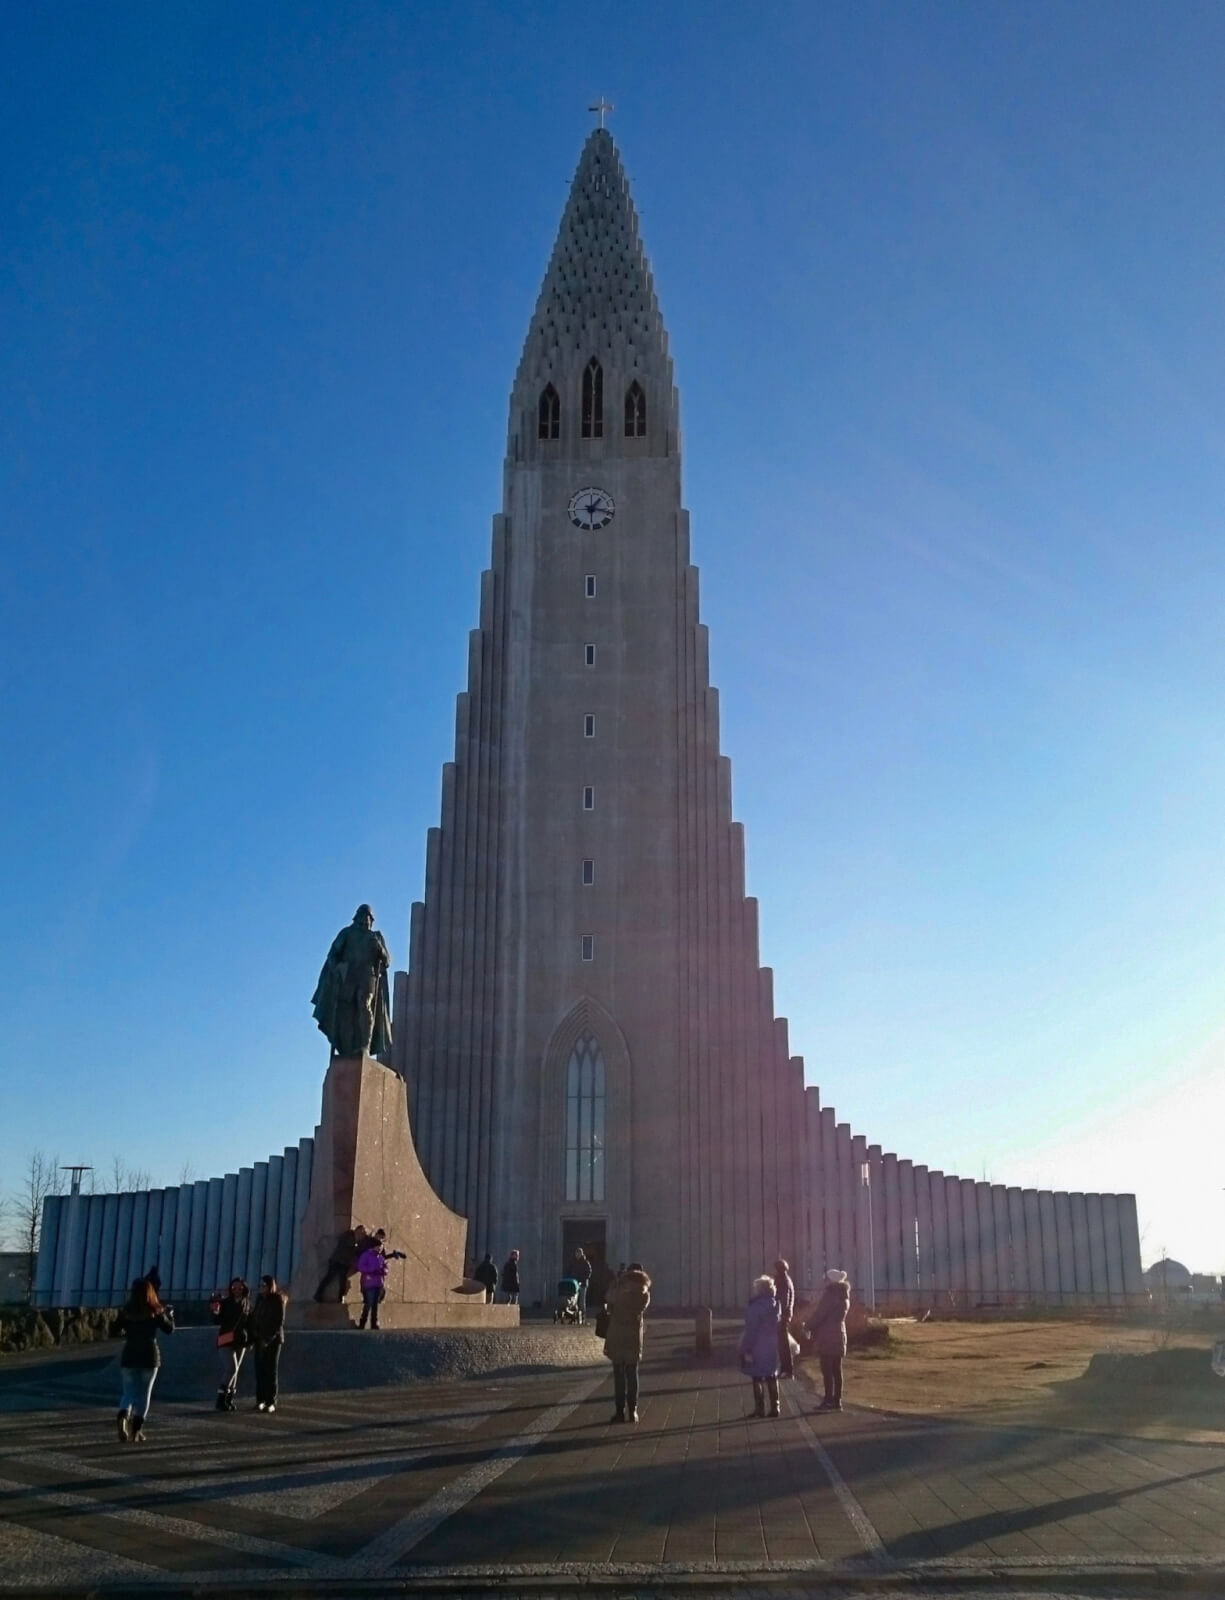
{"left": 581, "top": 358, "right": 603, "bottom": 439}
{"left": 538, "top": 384, "right": 560, "bottom": 440}
{"left": 624, "top": 381, "right": 646, "bottom": 438}
{"left": 565, "top": 1033, "right": 606, "bottom": 1202}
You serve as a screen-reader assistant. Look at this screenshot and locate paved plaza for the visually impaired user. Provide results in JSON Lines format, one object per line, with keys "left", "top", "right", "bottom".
{"left": 1, "top": 1325, "right": 1222, "bottom": 1596}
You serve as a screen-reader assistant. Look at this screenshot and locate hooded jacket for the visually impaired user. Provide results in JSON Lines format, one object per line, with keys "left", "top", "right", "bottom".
{"left": 603, "top": 1267, "right": 651, "bottom": 1364}
{"left": 356, "top": 1247, "right": 389, "bottom": 1292}
{"left": 738, "top": 1288, "right": 782, "bottom": 1378}
{"left": 808, "top": 1279, "right": 851, "bottom": 1358}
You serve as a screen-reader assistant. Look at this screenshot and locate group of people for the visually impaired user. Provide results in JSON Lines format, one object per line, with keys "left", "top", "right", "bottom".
{"left": 112, "top": 1245, "right": 852, "bottom": 1440}
{"left": 313, "top": 1222, "right": 406, "bottom": 1330}
{"left": 471, "top": 1249, "right": 522, "bottom": 1304}
{"left": 208, "top": 1275, "right": 289, "bottom": 1410}
{"left": 473, "top": 1246, "right": 601, "bottom": 1314}
{"left": 111, "top": 1266, "right": 289, "bottom": 1441}
{"left": 739, "top": 1261, "right": 851, "bottom": 1416}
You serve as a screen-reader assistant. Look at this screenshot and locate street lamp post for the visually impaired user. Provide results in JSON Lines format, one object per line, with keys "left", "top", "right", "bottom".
{"left": 860, "top": 1161, "right": 877, "bottom": 1313}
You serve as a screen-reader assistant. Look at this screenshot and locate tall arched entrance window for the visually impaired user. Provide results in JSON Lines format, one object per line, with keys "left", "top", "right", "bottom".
{"left": 565, "top": 1033, "right": 606, "bottom": 1202}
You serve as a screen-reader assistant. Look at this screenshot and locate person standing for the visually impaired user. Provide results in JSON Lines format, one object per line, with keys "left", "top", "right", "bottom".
{"left": 603, "top": 1262, "right": 650, "bottom": 1423}
{"left": 355, "top": 1235, "right": 390, "bottom": 1329}
{"left": 571, "top": 1247, "right": 593, "bottom": 1324}
{"left": 500, "top": 1249, "right": 521, "bottom": 1305}
{"left": 313, "top": 1223, "right": 368, "bottom": 1304}
{"left": 773, "top": 1257, "right": 796, "bottom": 1379}
{"left": 250, "top": 1276, "right": 287, "bottom": 1412}
{"left": 808, "top": 1268, "right": 851, "bottom": 1411}
{"left": 210, "top": 1277, "right": 251, "bottom": 1412}
{"left": 739, "top": 1275, "right": 782, "bottom": 1416}
{"left": 114, "top": 1277, "right": 174, "bottom": 1442}
{"left": 473, "top": 1252, "right": 498, "bottom": 1303}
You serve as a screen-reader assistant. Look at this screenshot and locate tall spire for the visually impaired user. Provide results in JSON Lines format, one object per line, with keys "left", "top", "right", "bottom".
{"left": 512, "top": 128, "right": 672, "bottom": 414}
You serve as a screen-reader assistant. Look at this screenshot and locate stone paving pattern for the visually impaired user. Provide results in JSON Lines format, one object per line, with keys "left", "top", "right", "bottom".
{"left": 1, "top": 1324, "right": 1222, "bottom": 1595}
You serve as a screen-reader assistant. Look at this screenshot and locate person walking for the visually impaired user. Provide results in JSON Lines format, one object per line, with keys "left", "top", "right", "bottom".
{"left": 571, "top": 1247, "right": 593, "bottom": 1323}
{"left": 603, "top": 1262, "right": 650, "bottom": 1423}
{"left": 739, "top": 1275, "right": 783, "bottom": 1416}
{"left": 773, "top": 1257, "right": 796, "bottom": 1379}
{"left": 808, "top": 1268, "right": 851, "bottom": 1411}
{"left": 473, "top": 1252, "right": 498, "bottom": 1303}
{"left": 114, "top": 1277, "right": 174, "bottom": 1442}
{"left": 250, "top": 1275, "right": 287, "bottom": 1412}
{"left": 355, "top": 1235, "right": 390, "bottom": 1329}
{"left": 209, "top": 1277, "right": 250, "bottom": 1412}
{"left": 500, "top": 1249, "right": 521, "bottom": 1305}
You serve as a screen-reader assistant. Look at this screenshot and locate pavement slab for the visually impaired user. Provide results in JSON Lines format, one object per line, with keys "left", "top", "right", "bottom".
{"left": 1, "top": 1322, "right": 1223, "bottom": 1595}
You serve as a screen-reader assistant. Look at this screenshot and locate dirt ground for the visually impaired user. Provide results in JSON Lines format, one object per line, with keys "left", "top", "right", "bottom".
{"left": 801, "top": 1318, "right": 1225, "bottom": 1442}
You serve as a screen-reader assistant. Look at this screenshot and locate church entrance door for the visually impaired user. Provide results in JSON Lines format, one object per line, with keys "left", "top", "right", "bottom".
{"left": 562, "top": 1219, "right": 608, "bottom": 1306}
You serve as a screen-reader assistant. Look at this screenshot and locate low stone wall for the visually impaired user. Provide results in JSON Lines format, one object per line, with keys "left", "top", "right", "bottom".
{"left": 0, "top": 1305, "right": 117, "bottom": 1355}
{"left": 64, "top": 1323, "right": 607, "bottom": 1400}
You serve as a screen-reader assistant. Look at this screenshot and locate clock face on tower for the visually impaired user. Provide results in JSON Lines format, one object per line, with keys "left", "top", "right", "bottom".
{"left": 568, "top": 487, "right": 616, "bottom": 530}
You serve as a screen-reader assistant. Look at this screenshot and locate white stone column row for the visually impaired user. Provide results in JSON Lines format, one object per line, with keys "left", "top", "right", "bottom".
{"left": 801, "top": 1117, "right": 1147, "bottom": 1308}
{"left": 35, "top": 1140, "right": 315, "bottom": 1309}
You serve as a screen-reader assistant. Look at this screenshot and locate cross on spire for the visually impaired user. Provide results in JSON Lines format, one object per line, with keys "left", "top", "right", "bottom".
{"left": 588, "top": 98, "right": 614, "bottom": 130}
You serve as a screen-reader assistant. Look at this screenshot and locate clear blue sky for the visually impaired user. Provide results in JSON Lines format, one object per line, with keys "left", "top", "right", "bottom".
{"left": 3, "top": 2, "right": 1223, "bottom": 1271}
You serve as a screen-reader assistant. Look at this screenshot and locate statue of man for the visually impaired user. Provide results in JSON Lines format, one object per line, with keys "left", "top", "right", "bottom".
{"left": 311, "top": 904, "right": 393, "bottom": 1058}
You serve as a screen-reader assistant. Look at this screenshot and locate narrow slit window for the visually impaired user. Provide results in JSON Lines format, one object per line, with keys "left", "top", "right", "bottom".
{"left": 583, "top": 786, "right": 594, "bottom": 810}
{"left": 582, "top": 859, "right": 594, "bottom": 885}
{"left": 584, "top": 713, "right": 595, "bottom": 738}
{"left": 585, "top": 574, "right": 597, "bottom": 598}
{"left": 584, "top": 644, "right": 595, "bottom": 666}
{"left": 624, "top": 380, "right": 646, "bottom": 437}
{"left": 581, "top": 358, "right": 603, "bottom": 438}
{"left": 581, "top": 934, "right": 595, "bottom": 962}
{"left": 538, "top": 384, "right": 560, "bottom": 440}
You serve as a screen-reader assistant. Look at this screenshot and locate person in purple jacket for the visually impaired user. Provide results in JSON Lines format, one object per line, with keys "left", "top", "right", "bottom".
{"left": 356, "top": 1232, "right": 390, "bottom": 1329}
{"left": 738, "top": 1274, "right": 782, "bottom": 1417}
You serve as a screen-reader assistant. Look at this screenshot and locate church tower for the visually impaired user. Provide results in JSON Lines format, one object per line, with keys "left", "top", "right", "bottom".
{"left": 392, "top": 127, "right": 807, "bottom": 1306}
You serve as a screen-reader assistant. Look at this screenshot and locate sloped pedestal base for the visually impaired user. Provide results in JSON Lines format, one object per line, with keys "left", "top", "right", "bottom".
{"left": 288, "top": 1054, "right": 515, "bottom": 1330}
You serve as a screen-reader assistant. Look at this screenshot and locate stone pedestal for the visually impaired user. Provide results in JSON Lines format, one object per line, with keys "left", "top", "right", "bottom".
{"left": 288, "top": 1054, "right": 517, "bottom": 1329}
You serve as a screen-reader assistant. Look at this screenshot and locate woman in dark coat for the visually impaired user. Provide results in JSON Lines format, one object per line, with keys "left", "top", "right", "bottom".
{"left": 773, "top": 1258, "right": 796, "bottom": 1379}
{"left": 808, "top": 1268, "right": 851, "bottom": 1410}
{"left": 114, "top": 1277, "right": 174, "bottom": 1442}
{"left": 249, "top": 1275, "right": 287, "bottom": 1413}
{"left": 739, "top": 1275, "right": 782, "bottom": 1416}
{"left": 209, "top": 1276, "right": 251, "bottom": 1411}
{"left": 500, "top": 1249, "right": 521, "bottom": 1305}
{"left": 603, "top": 1263, "right": 651, "bottom": 1423}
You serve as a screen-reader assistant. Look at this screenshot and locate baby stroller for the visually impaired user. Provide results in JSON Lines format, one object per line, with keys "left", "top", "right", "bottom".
{"left": 553, "top": 1277, "right": 582, "bottom": 1324}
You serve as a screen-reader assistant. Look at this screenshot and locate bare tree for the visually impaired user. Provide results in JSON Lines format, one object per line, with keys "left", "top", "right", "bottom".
{"left": 12, "top": 1151, "right": 62, "bottom": 1300}
{"left": 108, "top": 1156, "right": 152, "bottom": 1194}
{"left": 178, "top": 1161, "right": 197, "bottom": 1186}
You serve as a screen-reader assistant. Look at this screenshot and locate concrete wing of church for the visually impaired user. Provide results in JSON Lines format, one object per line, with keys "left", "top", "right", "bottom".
{"left": 383, "top": 127, "right": 1144, "bottom": 1313}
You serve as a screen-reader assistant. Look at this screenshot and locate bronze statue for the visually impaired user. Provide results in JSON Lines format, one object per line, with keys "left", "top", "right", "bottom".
{"left": 311, "top": 905, "right": 392, "bottom": 1058}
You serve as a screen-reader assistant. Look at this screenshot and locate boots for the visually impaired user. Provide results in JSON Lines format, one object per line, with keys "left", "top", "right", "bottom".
{"left": 130, "top": 1414, "right": 146, "bottom": 1442}
{"left": 116, "top": 1409, "right": 131, "bottom": 1444}
{"left": 215, "top": 1390, "right": 228, "bottom": 1411}
{"left": 752, "top": 1380, "right": 766, "bottom": 1417}
{"left": 767, "top": 1376, "right": 781, "bottom": 1417}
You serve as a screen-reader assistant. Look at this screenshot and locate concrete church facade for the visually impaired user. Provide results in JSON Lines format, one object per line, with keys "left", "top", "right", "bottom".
{"left": 389, "top": 128, "right": 1144, "bottom": 1310}
{"left": 34, "top": 129, "right": 1144, "bottom": 1314}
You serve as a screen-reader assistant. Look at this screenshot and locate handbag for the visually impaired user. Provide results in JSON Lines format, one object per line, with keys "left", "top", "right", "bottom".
{"left": 217, "top": 1330, "right": 234, "bottom": 1348}
{"left": 594, "top": 1306, "right": 610, "bottom": 1338}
